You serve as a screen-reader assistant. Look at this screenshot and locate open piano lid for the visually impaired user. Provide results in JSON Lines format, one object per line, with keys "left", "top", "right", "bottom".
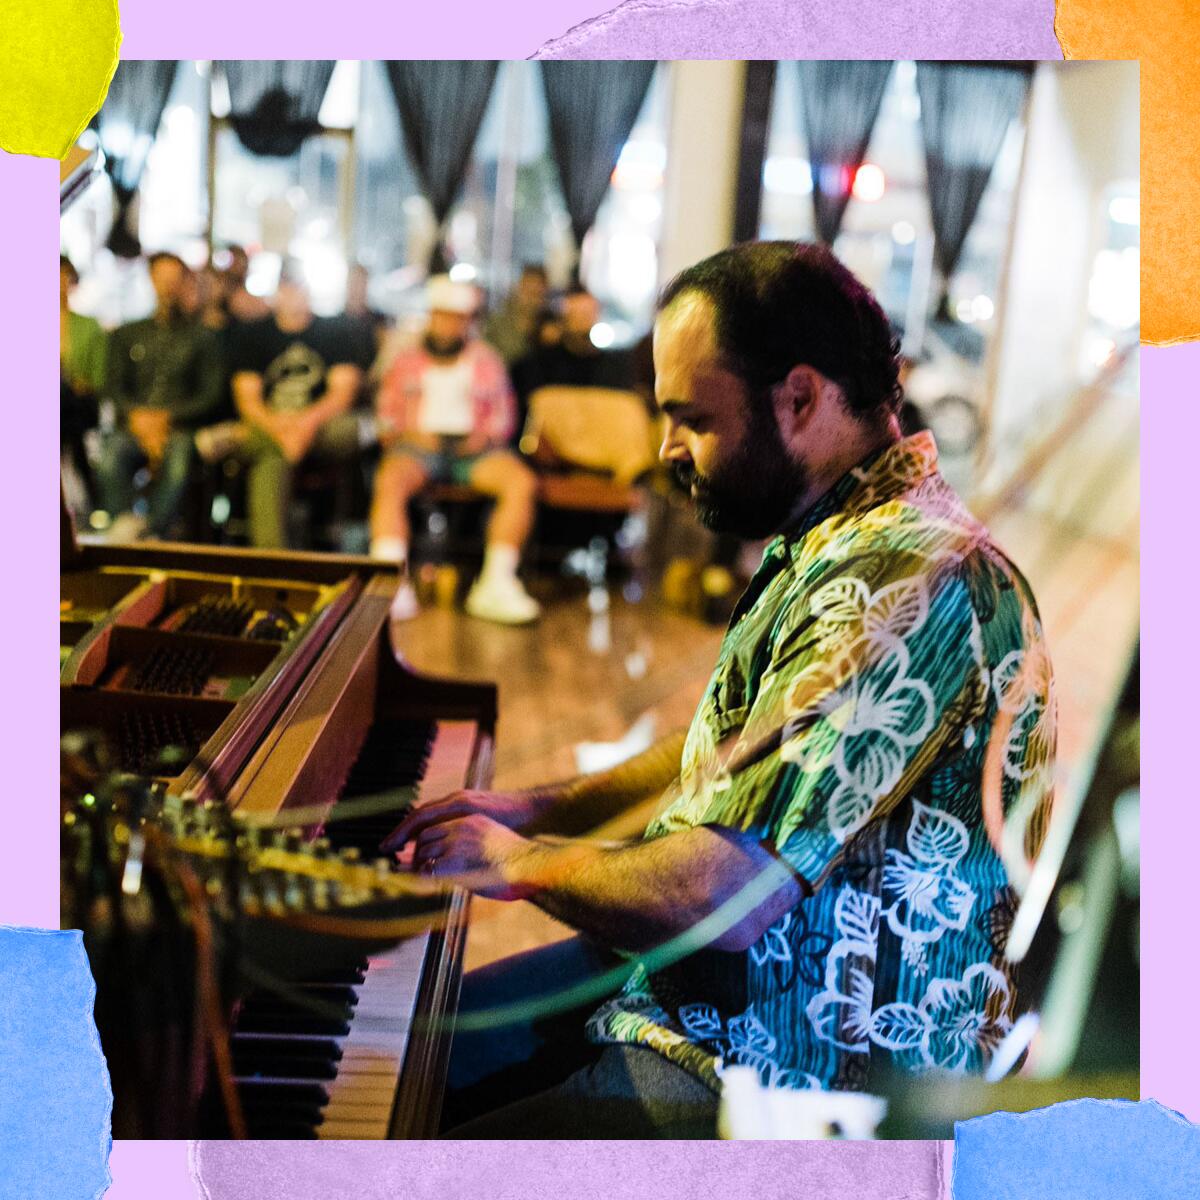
{"left": 60, "top": 139, "right": 104, "bottom": 571}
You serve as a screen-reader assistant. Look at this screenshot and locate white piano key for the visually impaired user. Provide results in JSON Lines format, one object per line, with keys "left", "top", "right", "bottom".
{"left": 316, "top": 932, "right": 431, "bottom": 1138}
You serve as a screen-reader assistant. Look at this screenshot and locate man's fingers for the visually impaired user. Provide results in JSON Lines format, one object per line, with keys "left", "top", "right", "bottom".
{"left": 381, "top": 798, "right": 469, "bottom": 851}
{"left": 413, "top": 826, "right": 451, "bottom": 852}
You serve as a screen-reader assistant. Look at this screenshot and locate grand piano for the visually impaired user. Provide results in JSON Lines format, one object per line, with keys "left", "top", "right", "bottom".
{"left": 59, "top": 147, "right": 493, "bottom": 1140}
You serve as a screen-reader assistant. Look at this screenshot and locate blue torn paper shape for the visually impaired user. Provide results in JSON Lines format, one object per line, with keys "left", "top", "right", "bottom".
{"left": 954, "top": 1098, "right": 1200, "bottom": 1199}
{"left": 0, "top": 927, "right": 112, "bottom": 1200}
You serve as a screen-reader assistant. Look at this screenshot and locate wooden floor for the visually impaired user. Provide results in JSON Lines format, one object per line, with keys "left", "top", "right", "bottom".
{"left": 391, "top": 587, "right": 725, "bottom": 970}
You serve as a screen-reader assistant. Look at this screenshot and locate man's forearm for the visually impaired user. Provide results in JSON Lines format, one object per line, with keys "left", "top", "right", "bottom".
{"left": 504, "top": 825, "right": 800, "bottom": 954}
{"left": 522, "top": 728, "right": 687, "bottom": 837}
{"left": 307, "top": 366, "right": 361, "bottom": 426}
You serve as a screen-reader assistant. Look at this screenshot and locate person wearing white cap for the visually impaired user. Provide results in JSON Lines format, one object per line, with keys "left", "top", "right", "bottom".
{"left": 371, "top": 274, "right": 541, "bottom": 625}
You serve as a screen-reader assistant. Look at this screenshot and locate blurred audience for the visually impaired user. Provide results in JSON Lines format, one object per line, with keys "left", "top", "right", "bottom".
{"left": 483, "top": 264, "right": 550, "bottom": 367}
{"left": 343, "top": 262, "right": 391, "bottom": 361}
{"left": 97, "top": 251, "right": 223, "bottom": 540}
{"left": 371, "top": 274, "right": 540, "bottom": 625}
{"left": 60, "top": 255, "right": 107, "bottom": 504}
{"left": 229, "top": 261, "right": 365, "bottom": 549}
{"left": 221, "top": 245, "right": 271, "bottom": 322}
{"left": 512, "top": 285, "right": 634, "bottom": 403}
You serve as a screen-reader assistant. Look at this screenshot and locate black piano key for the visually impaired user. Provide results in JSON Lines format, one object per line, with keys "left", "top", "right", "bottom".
{"left": 307, "top": 962, "right": 369, "bottom": 985}
{"left": 234, "top": 1079, "right": 330, "bottom": 1105}
{"left": 232, "top": 1051, "right": 340, "bottom": 1081}
{"left": 322, "top": 720, "right": 437, "bottom": 856}
{"left": 295, "top": 985, "right": 360, "bottom": 1007}
{"left": 235, "top": 1010, "right": 352, "bottom": 1037}
{"left": 238, "top": 1096, "right": 326, "bottom": 1124}
{"left": 241, "top": 1114, "right": 321, "bottom": 1139}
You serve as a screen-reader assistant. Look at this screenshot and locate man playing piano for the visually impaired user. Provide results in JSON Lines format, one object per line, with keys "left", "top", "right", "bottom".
{"left": 386, "top": 242, "right": 1056, "bottom": 1138}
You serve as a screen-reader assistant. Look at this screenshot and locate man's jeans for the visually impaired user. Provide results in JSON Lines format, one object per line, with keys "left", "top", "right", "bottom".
{"left": 96, "top": 428, "right": 193, "bottom": 537}
{"left": 442, "top": 935, "right": 719, "bottom": 1139}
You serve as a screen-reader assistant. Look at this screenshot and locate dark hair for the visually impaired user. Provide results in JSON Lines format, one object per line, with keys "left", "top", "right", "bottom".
{"left": 658, "top": 241, "right": 902, "bottom": 418}
{"left": 60, "top": 254, "right": 78, "bottom": 284}
{"left": 147, "top": 250, "right": 186, "bottom": 272}
{"left": 520, "top": 264, "right": 548, "bottom": 283}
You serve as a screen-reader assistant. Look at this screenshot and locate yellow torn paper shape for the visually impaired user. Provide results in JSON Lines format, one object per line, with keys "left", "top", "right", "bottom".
{"left": 1057, "top": 0, "right": 1199, "bottom": 344}
{"left": 0, "top": 0, "right": 121, "bottom": 160}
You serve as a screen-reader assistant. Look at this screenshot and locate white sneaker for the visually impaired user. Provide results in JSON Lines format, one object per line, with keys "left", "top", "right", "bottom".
{"left": 389, "top": 580, "right": 420, "bottom": 622}
{"left": 465, "top": 573, "right": 541, "bottom": 625}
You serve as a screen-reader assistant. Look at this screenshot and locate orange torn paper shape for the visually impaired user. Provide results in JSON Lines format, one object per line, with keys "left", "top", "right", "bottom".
{"left": 1057, "top": 0, "right": 1199, "bottom": 345}
{"left": 0, "top": 0, "right": 121, "bottom": 160}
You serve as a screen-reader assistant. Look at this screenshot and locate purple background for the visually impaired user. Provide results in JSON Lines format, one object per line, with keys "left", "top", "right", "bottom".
{"left": 4, "top": 0, "right": 1176, "bottom": 1193}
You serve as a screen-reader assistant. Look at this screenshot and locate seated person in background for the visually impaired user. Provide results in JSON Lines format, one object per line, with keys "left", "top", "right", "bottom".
{"left": 59, "top": 255, "right": 108, "bottom": 503}
{"left": 230, "top": 262, "right": 364, "bottom": 550}
{"left": 512, "top": 285, "right": 634, "bottom": 405}
{"left": 343, "top": 261, "right": 391, "bottom": 363}
{"left": 483, "top": 263, "right": 550, "bottom": 367}
{"left": 221, "top": 244, "right": 271, "bottom": 323}
{"left": 385, "top": 242, "right": 1055, "bottom": 1139}
{"left": 370, "top": 275, "right": 540, "bottom": 626}
{"left": 96, "top": 252, "right": 222, "bottom": 540}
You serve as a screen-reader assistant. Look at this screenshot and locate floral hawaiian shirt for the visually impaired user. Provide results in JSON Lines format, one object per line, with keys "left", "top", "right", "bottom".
{"left": 587, "top": 432, "right": 1056, "bottom": 1093}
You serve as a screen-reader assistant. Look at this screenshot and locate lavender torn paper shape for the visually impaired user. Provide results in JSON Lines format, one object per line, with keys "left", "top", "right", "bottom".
{"left": 0, "top": 928, "right": 112, "bottom": 1200}
{"left": 535, "top": 0, "right": 1062, "bottom": 59}
{"left": 193, "top": 1139, "right": 946, "bottom": 1200}
{"left": 953, "top": 1099, "right": 1200, "bottom": 1200}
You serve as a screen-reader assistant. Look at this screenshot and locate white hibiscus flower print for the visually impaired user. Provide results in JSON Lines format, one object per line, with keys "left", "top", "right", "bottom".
{"left": 882, "top": 802, "right": 977, "bottom": 972}
{"left": 868, "top": 961, "right": 1013, "bottom": 1073}
{"left": 806, "top": 887, "right": 880, "bottom": 1053}
{"left": 782, "top": 641, "right": 935, "bottom": 842}
{"left": 749, "top": 912, "right": 794, "bottom": 967}
{"left": 807, "top": 573, "right": 930, "bottom": 656}
{"left": 991, "top": 647, "right": 1056, "bottom": 784}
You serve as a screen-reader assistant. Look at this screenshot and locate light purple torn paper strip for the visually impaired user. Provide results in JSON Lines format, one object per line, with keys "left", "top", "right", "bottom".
{"left": 0, "top": 927, "right": 112, "bottom": 1200}
{"left": 192, "top": 1139, "right": 948, "bottom": 1199}
{"left": 535, "top": 0, "right": 1062, "bottom": 59}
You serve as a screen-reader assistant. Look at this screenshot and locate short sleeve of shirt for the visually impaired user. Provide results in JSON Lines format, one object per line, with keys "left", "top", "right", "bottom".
{"left": 715, "top": 557, "right": 986, "bottom": 888}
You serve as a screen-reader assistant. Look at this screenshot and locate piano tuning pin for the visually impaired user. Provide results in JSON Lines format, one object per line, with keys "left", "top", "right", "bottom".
{"left": 311, "top": 837, "right": 331, "bottom": 856}
{"left": 340, "top": 847, "right": 362, "bottom": 863}
{"left": 261, "top": 882, "right": 285, "bottom": 916}
{"left": 284, "top": 877, "right": 304, "bottom": 910}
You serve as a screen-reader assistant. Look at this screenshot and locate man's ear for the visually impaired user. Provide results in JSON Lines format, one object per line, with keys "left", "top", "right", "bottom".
{"left": 773, "top": 364, "right": 822, "bottom": 443}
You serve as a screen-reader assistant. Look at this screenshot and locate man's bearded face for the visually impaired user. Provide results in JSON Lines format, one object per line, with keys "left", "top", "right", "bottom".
{"left": 672, "top": 396, "right": 808, "bottom": 537}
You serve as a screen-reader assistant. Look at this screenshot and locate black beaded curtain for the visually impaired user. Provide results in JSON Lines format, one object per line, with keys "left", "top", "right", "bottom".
{"left": 916, "top": 62, "right": 1033, "bottom": 309}
{"left": 92, "top": 60, "right": 178, "bottom": 257}
{"left": 539, "top": 61, "right": 657, "bottom": 265}
{"left": 219, "top": 61, "right": 336, "bottom": 157}
{"left": 733, "top": 61, "right": 778, "bottom": 244}
{"left": 797, "top": 61, "right": 893, "bottom": 245}
{"left": 382, "top": 61, "right": 500, "bottom": 272}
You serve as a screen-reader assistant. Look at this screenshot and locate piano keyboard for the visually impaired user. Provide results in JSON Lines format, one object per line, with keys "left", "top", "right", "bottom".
{"left": 225, "top": 717, "right": 479, "bottom": 1138}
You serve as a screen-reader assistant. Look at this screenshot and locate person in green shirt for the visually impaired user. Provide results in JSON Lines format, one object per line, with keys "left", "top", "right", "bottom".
{"left": 60, "top": 255, "right": 108, "bottom": 501}
{"left": 96, "top": 252, "right": 223, "bottom": 539}
{"left": 387, "top": 242, "right": 1055, "bottom": 1138}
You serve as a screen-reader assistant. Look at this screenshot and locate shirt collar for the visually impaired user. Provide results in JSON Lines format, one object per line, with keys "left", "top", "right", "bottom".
{"left": 761, "top": 431, "right": 940, "bottom": 565}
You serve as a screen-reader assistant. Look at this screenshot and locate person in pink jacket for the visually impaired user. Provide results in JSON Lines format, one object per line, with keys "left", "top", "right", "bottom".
{"left": 371, "top": 275, "right": 540, "bottom": 624}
